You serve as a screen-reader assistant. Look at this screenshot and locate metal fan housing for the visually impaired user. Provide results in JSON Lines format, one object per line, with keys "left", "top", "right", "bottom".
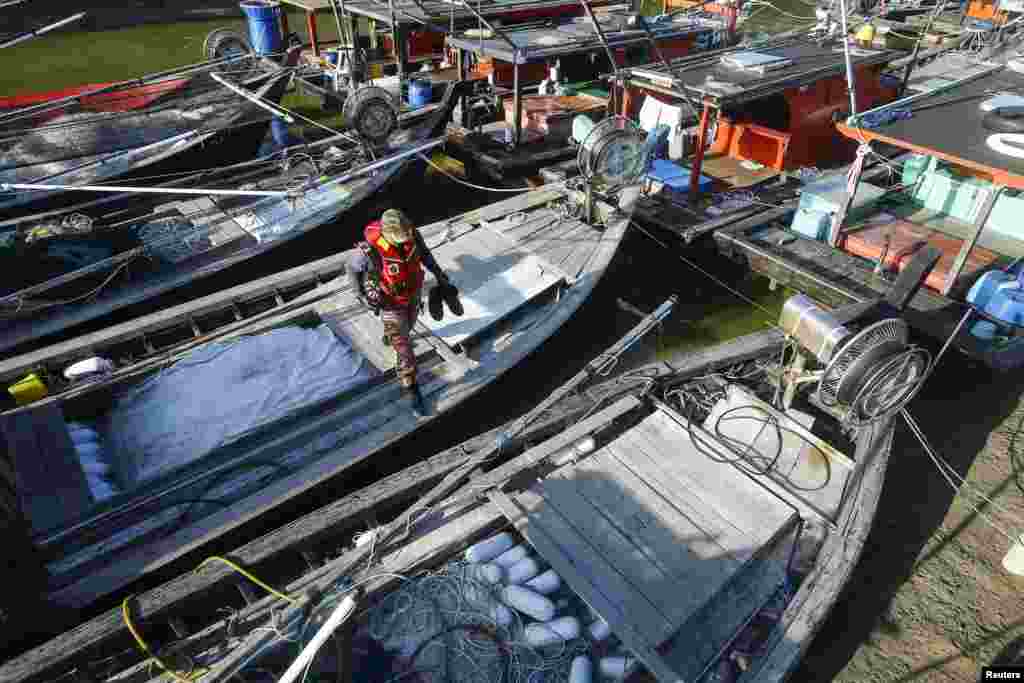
{"left": 576, "top": 116, "right": 647, "bottom": 189}
{"left": 817, "top": 317, "right": 929, "bottom": 421}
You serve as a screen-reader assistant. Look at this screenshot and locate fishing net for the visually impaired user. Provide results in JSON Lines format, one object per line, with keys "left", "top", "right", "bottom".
{"left": 234, "top": 561, "right": 603, "bottom": 683}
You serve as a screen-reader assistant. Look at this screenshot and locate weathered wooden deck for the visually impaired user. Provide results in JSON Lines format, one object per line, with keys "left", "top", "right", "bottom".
{"left": 492, "top": 403, "right": 801, "bottom": 682}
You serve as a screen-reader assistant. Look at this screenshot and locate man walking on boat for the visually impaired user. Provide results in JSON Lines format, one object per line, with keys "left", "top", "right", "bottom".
{"left": 351, "top": 208, "right": 453, "bottom": 418}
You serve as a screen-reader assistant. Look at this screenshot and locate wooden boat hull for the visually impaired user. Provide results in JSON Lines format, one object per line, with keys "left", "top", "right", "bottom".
{"left": 0, "top": 179, "right": 630, "bottom": 627}
{"left": 0, "top": 63, "right": 295, "bottom": 217}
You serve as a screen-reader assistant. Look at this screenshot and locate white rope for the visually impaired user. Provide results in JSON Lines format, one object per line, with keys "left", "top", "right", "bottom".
{"left": 902, "top": 408, "right": 1022, "bottom": 545}
{"left": 416, "top": 153, "right": 531, "bottom": 192}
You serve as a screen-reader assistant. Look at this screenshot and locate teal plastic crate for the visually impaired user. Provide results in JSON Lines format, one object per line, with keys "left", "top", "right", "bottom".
{"left": 790, "top": 174, "right": 887, "bottom": 241}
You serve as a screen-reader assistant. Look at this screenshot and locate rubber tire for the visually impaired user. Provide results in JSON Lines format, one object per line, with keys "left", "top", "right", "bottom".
{"left": 203, "top": 28, "right": 253, "bottom": 64}
{"left": 349, "top": 96, "right": 398, "bottom": 144}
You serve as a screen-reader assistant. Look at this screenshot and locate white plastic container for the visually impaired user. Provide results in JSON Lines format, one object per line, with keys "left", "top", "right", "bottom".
{"left": 465, "top": 532, "right": 515, "bottom": 563}
{"left": 524, "top": 616, "right": 581, "bottom": 647}
{"left": 505, "top": 556, "right": 541, "bottom": 584}
{"left": 64, "top": 357, "right": 114, "bottom": 381}
{"left": 588, "top": 617, "right": 612, "bottom": 642}
{"left": 524, "top": 569, "right": 561, "bottom": 594}
{"left": 499, "top": 585, "right": 555, "bottom": 622}
{"left": 493, "top": 544, "right": 529, "bottom": 568}
{"left": 569, "top": 656, "right": 593, "bottom": 683}
{"left": 599, "top": 656, "right": 637, "bottom": 680}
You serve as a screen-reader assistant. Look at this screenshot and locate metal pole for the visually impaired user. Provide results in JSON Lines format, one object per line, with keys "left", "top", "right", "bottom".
{"left": 577, "top": 0, "right": 621, "bottom": 83}
{"left": 900, "top": 1, "right": 945, "bottom": 93}
{"left": 457, "top": 47, "right": 469, "bottom": 127}
{"left": 513, "top": 52, "right": 522, "bottom": 147}
{"left": 827, "top": 142, "right": 869, "bottom": 247}
{"left": 838, "top": 0, "right": 858, "bottom": 116}
{"left": 0, "top": 11, "right": 86, "bottom": 49}
{"left": 210, "top": 73, "right": 296, "bottom": 122}
{"left": 388, "top": 0, "right": 404, "bottom": 81}
{"left": 0, "top": 182, "right": 290, "bottom": 198}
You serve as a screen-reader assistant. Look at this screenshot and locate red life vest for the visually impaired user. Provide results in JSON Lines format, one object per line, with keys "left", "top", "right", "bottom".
{"left": 361, "top": 221, "right": 424, "bottom": 307}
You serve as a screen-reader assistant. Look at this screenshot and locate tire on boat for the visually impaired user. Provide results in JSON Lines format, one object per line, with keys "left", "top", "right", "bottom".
{"left": 203, "top": 28, "right": 255, "bottom": 78}
{"left": 344, "top": 86, "right": 400, "bottom": 144}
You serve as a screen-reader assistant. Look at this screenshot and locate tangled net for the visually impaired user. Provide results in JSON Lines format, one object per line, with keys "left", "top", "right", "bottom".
{"left": 361, "top": 562, "right": 592, "bottom": 683}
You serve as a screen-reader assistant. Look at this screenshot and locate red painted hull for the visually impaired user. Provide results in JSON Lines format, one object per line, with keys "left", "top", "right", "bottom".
{"left": 0, "top": 78, "right": 191, "bottom": 114}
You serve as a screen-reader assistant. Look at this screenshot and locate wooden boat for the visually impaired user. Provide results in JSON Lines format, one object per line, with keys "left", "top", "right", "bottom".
{"left": 714, "top": 39, "right": 1024, "bottom": 370}
{"left": 442, "top": 6, "right": 743, "bottom": 182}
{"left": 0, "top": 81, "right": 466, "bottom": 356}
{"left": 0, "top": 169, "right": 635, "bottom": 632}
{"left": 0, "top": 46, "right": 300, "bottom": 216}
{"left": 0, "top": 80, "right": 189, "bottom": 117}
{"left": 577, "top": 34, "right": 911, "bottom": 247}
{"left": 0, "top": 250, "right": 943, "bottom": 683}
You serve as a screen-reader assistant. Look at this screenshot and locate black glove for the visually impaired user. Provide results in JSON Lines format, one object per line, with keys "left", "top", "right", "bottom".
{"left": 356, "top": 276, "right": 380, "bottom": 315}
{"left": 434, "top": 270, "right": 451, "bottom": 289}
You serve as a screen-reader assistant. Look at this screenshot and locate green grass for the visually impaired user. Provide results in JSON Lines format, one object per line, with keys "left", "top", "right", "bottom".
{"left": 0, "top": 10, "right": 345, "bottom": 94}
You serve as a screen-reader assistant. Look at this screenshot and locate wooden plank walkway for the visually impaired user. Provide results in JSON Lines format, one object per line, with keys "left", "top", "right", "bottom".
{"left": 491, "top": 408, "right": 800, "bottom": 682}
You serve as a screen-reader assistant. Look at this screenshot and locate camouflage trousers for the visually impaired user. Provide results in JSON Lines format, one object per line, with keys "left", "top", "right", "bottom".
{"left": 380, "top": 294, "right": 421, "bottom": 388}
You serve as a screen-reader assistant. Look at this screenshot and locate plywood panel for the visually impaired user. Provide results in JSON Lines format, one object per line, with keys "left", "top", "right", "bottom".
{"left": 541, "top": 457, "right": 720, "bottom": 626}
{"left": 567, "top": 450, "right": 748, "bottom": 572}
{"left": 629, "top": 411, "right": 794, "bottom": 538}
{"left": 508, "top": 487, "right": 676, "bottom": 645}
{"left": 490, "top": 490, "right": 682, "bottom": 683}
{"left": 420, "top": 255, "right": 563, "bottom": 346}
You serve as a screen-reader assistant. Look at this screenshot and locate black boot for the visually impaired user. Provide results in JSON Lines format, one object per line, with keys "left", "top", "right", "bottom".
{"left": 403, "top": 384, "right": 428, "bottom": 418}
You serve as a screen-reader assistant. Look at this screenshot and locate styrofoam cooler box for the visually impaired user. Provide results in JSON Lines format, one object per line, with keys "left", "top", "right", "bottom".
{"left": 790, "top": 173, "right": 887, "bottom": 241}
{"left": 644, "top": 159, "right": 713, "bottom": 200}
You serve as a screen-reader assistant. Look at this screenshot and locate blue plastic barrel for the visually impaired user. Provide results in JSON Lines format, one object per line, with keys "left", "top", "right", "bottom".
{"left": 239, "top": 0, "right": 283, "bottom": 56}
{"left": 325, "top": 48, "right": 340, "bottom": 66}
{"left": 407, "top": 79, "right": 431, "bottom": 108}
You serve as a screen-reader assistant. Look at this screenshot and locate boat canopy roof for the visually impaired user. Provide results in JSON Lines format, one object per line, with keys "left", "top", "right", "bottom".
{"left": 623, "top": 38, "right": 901, "bottom": 106}
{"left": 838, "top": 65, "right": 1024, "bottom": 190}
{"left": 445, "top": 12, "right": 719, "bottom": 62}
{"left": 282, "top": 0, "right": 624, "bottom": 29}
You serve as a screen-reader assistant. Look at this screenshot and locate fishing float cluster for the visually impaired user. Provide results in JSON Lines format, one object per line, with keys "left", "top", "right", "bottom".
{"left": 360, "top": 530, "right": 640, "bottom": 683}
{"left": 461, "top": 532, "right": 638, "bottom": 682}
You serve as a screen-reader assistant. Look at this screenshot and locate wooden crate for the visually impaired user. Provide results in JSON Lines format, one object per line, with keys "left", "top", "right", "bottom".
{"left": 472, "top": 58, "right": 549, "bottom": 87}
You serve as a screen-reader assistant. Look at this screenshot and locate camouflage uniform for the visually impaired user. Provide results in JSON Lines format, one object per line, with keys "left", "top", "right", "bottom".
{"left": 350, "top": 209, "right": 449, "bottom": 412}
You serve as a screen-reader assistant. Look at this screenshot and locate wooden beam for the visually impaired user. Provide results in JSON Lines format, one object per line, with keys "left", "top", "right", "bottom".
{"left": 942, "top": 184, "right": 1004, "bottom": 296}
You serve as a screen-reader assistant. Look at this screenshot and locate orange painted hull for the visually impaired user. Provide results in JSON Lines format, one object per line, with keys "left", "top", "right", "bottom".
{"left": 842, "top": 215, "right": 1002, "bottom": 291}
